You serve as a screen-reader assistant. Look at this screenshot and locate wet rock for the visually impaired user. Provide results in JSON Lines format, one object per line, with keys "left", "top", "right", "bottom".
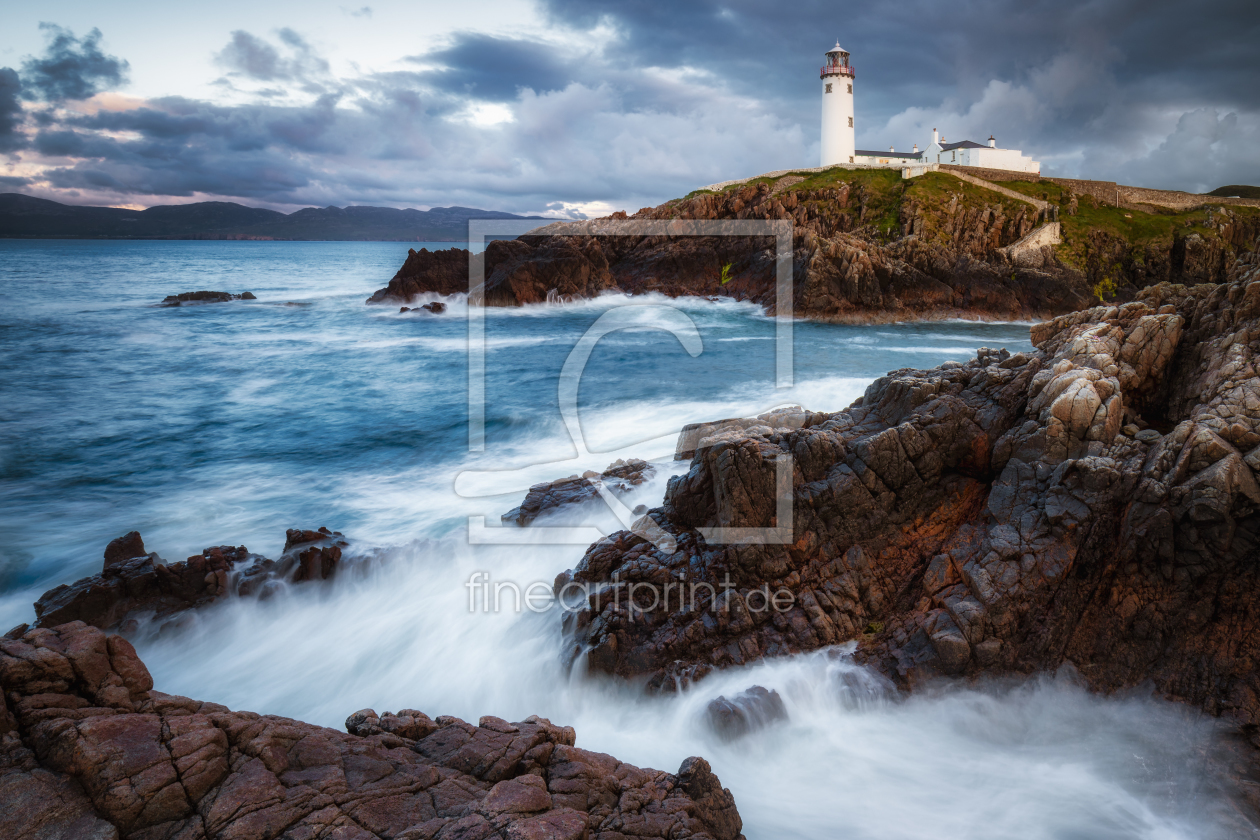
{"left": 103, "top": 530, "right": 147, "bottom": 571}
{"left": 25, "top": 527, "right": 349, "bottom": 632}
{"left": 160, "top": 291, "right": 255, "bottom": 306}
{"left": 400, "top": 301, "right": 446, "bottom": 314}
{"left": 675, "top": 406, "right": 822, "bottom": 460}
{"left": 0, "top": 622, "right": 746, "bottom": 840}
{"left": 560, "top": 267, "right": 1260, "bottom": 749}
{"left": 705, "top": 686, "right": 788, "bottom": 740}
{"left": 503, "top": 459, "right": 656, "bottom": 526}
{"left": 367, "top": 247, "right": 471, "bottom": 304}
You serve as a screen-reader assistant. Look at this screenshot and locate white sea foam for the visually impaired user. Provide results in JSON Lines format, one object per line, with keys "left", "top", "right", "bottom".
{"left": 4, "top": 248, "right": 1244, "bottom": 839}
{"left": 133, "top": 525, "right": 1248, "bottom": 840}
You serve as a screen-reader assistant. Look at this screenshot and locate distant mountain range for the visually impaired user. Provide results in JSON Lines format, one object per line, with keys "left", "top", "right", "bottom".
{"left": 0, "top": 194, "right": 549, "bottom": 241}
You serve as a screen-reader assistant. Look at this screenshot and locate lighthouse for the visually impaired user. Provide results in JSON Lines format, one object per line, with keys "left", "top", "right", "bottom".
{"left": 820, "top": 42, "right": 855, "bottom": 166}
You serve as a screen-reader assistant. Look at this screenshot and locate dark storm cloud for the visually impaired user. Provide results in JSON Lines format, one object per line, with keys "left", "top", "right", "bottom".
{"left": 537, "top": 0, "right": 1260, "bottom": 188}
{"left": 0, "top": 67, "right": 25, "bottom": 152}
{"left": 20, "top": 24, "right": 129, "bottom": 103}
{"left": 408, "top": 33, "right": 576, "bottom": 101}
{"left": 13, "top": 2, "right": 1260, "bottom": 212}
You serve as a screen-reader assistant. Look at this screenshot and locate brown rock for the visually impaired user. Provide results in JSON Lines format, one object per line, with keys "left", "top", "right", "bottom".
{"left": 503, "top": 459, "right": 656, "bottom": 526}
{"left": 103, "top": 531, "right": 146, "bottom": 572}
{"left": 561, "top": 265, "right": 1260, "bottom": 757}
{"left": 0, "top": 623, "right": 745, "bottom": 840}
{"left": 365, "top": 176, "right": 1253, "bottom": 321}
{"left": 25, "top": 528, "right": 350, "bottom": 633}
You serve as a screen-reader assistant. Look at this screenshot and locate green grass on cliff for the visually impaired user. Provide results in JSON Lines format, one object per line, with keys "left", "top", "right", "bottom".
{"left": 901, "top": 172, "right": 1034, "bottom": 241}
{"left": 994, "top": 179, "right": 1260, "bottom": 273}
{"left": 683, "top": 167, "right": 902, "bottom": 201}
{"left": 683, "top": 168, "right": 1043, "bottom": 243}
{"left": 678, "top": 169, "right": 1258, "bottom": 279}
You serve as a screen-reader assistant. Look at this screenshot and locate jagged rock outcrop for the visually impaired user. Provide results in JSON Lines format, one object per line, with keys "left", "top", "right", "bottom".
{"left": 560, "top": 261, "right": 1260, "bottom": 744}
{"left": 25, "top": 528, "right": 348, "bottom": 634}
{"left": 367, "top": 178, "right": 1087, "bottom": 321}
{"left": 374, "top": 172, "right": 1260, "bottom": 322}
{"left": 159, "top": 291, "right": 256, "bottom": 306}
{"left": 366, "top": 249, "right": 475, "bottom": 304}
{"left": 503, "top": 460, "right": 656, "bottom": 526}
{"left": 0, "top": 622, "right": 744, "bottom": 840}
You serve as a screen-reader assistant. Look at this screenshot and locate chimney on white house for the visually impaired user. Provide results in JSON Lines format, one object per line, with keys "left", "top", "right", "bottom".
{"left": 932, "top": 127, "right": 938, "bottom": 144}
{"left": 912, "top": 143, "right": 918, "bottom": 153}
{"left": 889, "top": 146, "right": 894, "bottom": 152}
{"left": 988, "top": 135, "right": 996, "bottom": 148}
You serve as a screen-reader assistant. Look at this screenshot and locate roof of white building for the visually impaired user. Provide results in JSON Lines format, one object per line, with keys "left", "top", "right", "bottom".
{"left": 855, "top": 149, "right": 923, "bottom": 159}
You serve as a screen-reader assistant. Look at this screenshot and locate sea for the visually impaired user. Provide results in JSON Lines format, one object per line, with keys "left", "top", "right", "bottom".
{"left": 0, "top": 239, "right": 1249, "bottom": 839}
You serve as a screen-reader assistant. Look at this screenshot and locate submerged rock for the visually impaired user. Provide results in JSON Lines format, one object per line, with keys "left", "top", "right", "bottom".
{"left": 160, "top": 290, "right": 256, "bottom": 306}
{"left": 0, "top": 621, "right": 745, "bottom": 840}
{"left": 399, "top": 301, "right": 447, "bottom": 314}
{"left": 705, "top": 686, "right": 789, "bottom": 740}
{"left": 562, "top": 266, "right": 1260, "bottom": 749}
{"left": 503, "top": 459, "right": 656, "bottom": 526}
{"left": 26, "top": 527, "right": 348, "bottom": 632}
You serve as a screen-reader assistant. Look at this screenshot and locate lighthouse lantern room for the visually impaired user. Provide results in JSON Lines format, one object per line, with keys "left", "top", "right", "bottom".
{"left": 820, "top": 42, "right": 855, "bottom": 166}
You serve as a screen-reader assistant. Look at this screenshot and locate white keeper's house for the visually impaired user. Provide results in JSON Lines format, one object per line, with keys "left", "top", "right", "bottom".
{"left": 820, "top": 42, "right": 1039, "bottom": 174}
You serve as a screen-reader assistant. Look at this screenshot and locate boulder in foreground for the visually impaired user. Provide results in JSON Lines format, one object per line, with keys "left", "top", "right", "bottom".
{"left": 0, "top": 621, "right": 745, "bottom": 840}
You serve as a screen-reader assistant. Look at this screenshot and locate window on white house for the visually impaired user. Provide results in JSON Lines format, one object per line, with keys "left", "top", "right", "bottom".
{"left": 825, "top": 83, "right": 832, "bottom": 93}
{"left": 847, "top": 117, "right": 853, "bottom": 127}
{"left": 847, "top": 84, "right": 852, "bottom": 94}
{"left": 849, "top": 155, "right": 854, "bottom": 163}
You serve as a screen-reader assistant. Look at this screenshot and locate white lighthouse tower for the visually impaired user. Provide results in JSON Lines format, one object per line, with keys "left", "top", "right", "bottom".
{"left": 820, "top": 42, "right": 855, "bottom": 166}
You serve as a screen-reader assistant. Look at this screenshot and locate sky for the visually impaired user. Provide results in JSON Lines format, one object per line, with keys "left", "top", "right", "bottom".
{"left": 0, "top": 0, "right": 1257, "bottom": 217}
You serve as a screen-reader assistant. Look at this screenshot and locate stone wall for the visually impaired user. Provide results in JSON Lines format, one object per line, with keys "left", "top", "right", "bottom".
{"left": 998, "top": 222, "right": 1062, "bottom": 268}
{"left": 1043, "top": 177, "right": 1121, "bottom": 207}
{"left": 942, "top": 168, "right": 1053, "bottom": 214}
{"left": 1119, "top": 185, "right": 1260, "bottom": 211}
{"left": 940, "top": 164, "right": 1041, "bottom": 183}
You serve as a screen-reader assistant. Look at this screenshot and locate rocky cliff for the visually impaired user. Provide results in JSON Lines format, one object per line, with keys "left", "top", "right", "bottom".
{"left": 0, "top": 621, "right": 744, "bottom": 840}
{"left": 368, "top": 169, "right": 1260, "bottom": 321}
{"left": 559, "top": 257, "right": 1260, "bottom": 752}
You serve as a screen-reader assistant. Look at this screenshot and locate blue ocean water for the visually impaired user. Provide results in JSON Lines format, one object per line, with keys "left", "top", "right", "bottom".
{"left": 0, "top": 240, "right": 1244, "bottom": 839}
{"left": 0, "top": 238, "right": 1032, "bottom": 614}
